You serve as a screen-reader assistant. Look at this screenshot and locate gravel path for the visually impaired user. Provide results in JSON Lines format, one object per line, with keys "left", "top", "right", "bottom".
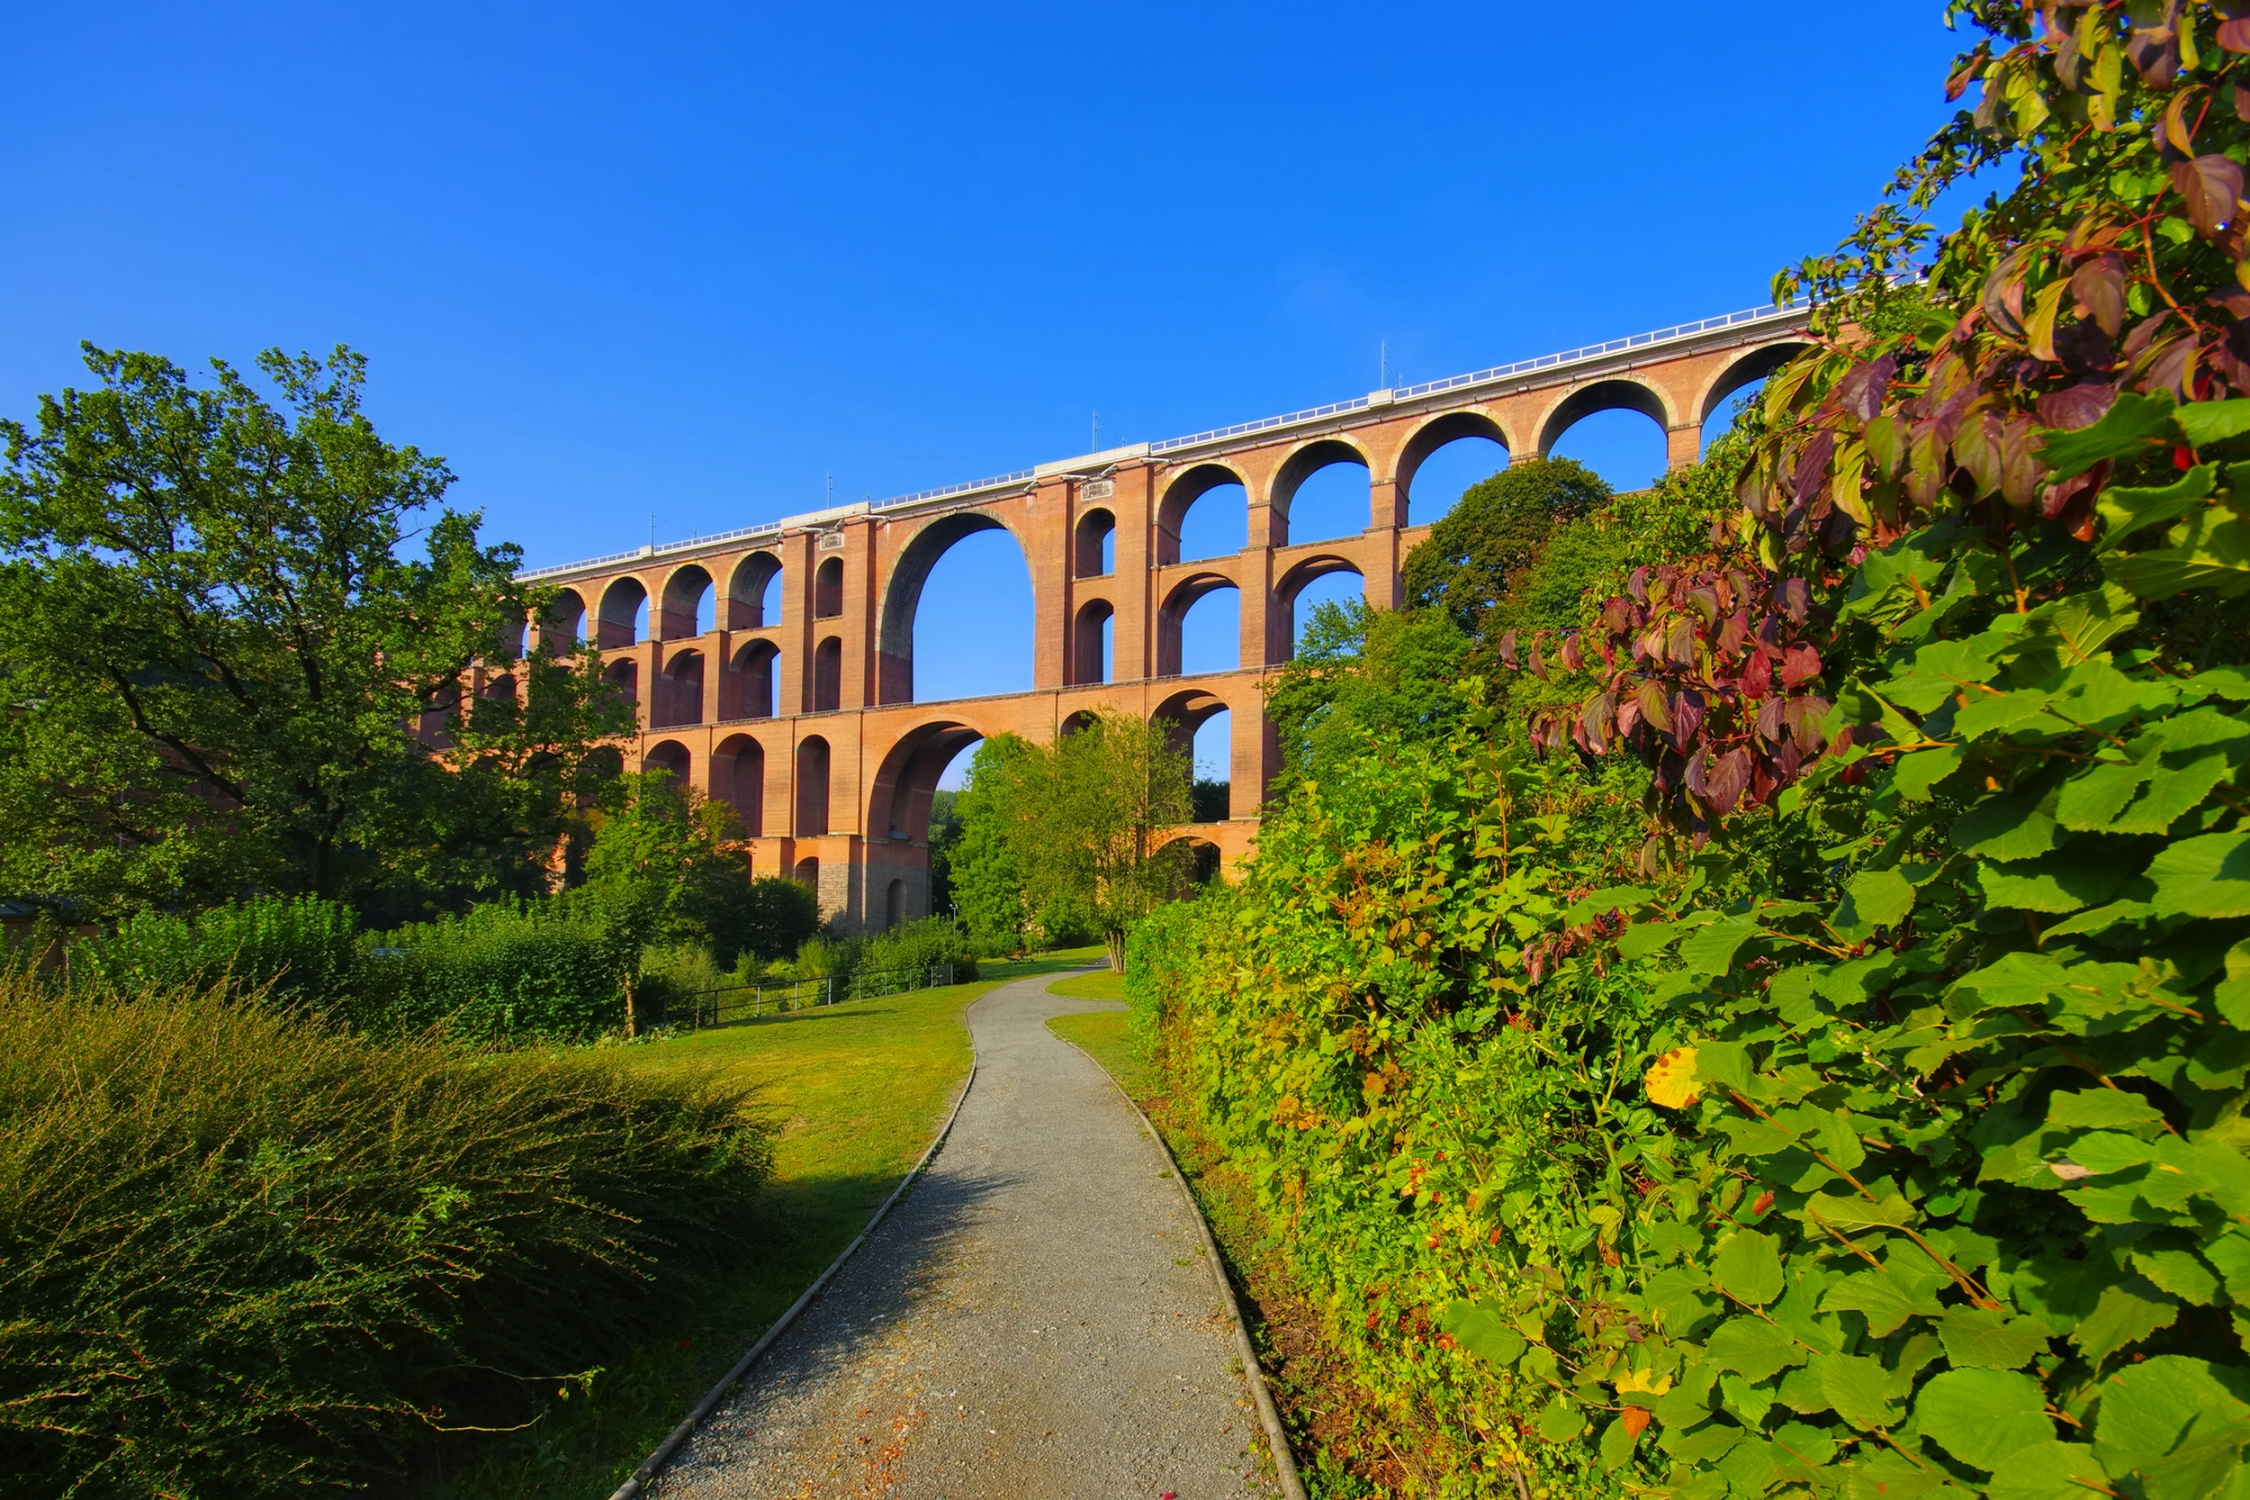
{"left": 651, "top": 969, "right": 1278, "bottom": 1500}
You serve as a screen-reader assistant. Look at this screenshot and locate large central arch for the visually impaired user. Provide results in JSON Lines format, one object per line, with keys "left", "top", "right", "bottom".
{"left": 876, "top": 510, "right": 1026, "bottom": 705}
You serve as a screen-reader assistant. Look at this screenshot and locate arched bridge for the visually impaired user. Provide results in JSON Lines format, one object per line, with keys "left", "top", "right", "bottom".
{"left": 501, "top": 302, "right": 1810, "bottom": 929}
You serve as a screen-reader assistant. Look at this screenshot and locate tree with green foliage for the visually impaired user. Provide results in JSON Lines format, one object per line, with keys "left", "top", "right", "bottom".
{"left": 947, "top": 735, "right": 1037, "bottom": 952}
{"left": 1263, "top": 597, "right": 1480, "bottom": 785}
{"left": 950, "top": 714, "right": 1193, "bottom": 967}
{"left": 0, "top": 344, "right": 629, "bottom": 923}
{"left": 1401, "top": 456, "right": 1610, "bottom": 641}
{"left": 573, "top": 771, "right": 788, "bottom": 1034}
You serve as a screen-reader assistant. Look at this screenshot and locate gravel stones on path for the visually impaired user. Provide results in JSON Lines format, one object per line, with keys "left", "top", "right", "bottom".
{"left": 651, "top": 970, "right": 1279, "bottom": 1500}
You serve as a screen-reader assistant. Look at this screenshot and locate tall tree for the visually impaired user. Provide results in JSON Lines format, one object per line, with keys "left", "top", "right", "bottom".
{"left": 0, "top": 344, "right": 629, "bottom": 920}
{"left": 953, "top": 713, "right": 1194, "bottom": 969}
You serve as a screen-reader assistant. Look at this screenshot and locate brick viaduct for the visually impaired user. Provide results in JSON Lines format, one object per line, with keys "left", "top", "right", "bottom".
{"left": 498, "top": 303, "right": 1813, "bottom": 930}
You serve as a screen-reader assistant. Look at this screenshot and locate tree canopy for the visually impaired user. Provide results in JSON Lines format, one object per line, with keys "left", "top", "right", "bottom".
{"left": 1400, "top": 456, "right": 1611, "bottom": 639}
{"left": 0, "top": 345, "right": 629, "bottom": 921}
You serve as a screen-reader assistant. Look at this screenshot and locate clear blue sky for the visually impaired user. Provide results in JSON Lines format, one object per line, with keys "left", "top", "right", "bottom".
{"left": 1, "top": 4, "right": 1973, "bottom": 780}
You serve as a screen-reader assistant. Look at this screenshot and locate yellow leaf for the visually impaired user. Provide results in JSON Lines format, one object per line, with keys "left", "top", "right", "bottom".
{"left": 1644, "top": 1046, "right": 1701, "bottom": 1109}
{"left": 1615, "top": 1367, "right": 1675, "bottom": 1396}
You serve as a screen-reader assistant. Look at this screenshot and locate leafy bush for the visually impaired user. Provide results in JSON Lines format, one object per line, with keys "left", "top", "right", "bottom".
{"left": 67, "top": 896, "right": 359, "bottom": 1010}
{"left": 857, "top": 916, "right": 978, "bottom": 986}
{"left": 0, "top": 970, "right": 771, "bottom": 1497}
{"left": 355, "top": 900, "right": 621, "bottom": 1041}
{"left": 1139, "top": 9, "right": 2250, "bottom": 1499}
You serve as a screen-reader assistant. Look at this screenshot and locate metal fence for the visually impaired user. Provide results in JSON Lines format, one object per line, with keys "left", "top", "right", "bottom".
{"left": 660, "top": 961, "right": 960, "bottom": 1032}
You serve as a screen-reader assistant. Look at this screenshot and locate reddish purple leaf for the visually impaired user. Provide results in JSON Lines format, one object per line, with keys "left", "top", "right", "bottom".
{"left": 1498, "top": 630, "right": 1519, "bottom": 669}
{"left": 1717, "top": 609, "right": 1750, "bottom": 658}
{"left": 1789, "top": 430, "right": 1837, "bottom": 503}
{"left": 1773, "top": 578, "right": 1811, "bottom": 625}
{"left": 1705, "top": 748, "right": 1752, "bottom": 815}
{"left": 2035, "top": 380, "right": 2117, "bottom": 430}
{"left": 2069, "top": 254, "right": 2128, "bottom": 338}
{"left": 1558, "top": 632, "right": 1584, "bottom": 673}
{"left": 1671, "top": 689, "right": 1706, "bottom": 748}
{"left": 1778, "top": 643, "right": 1823, "bottom": 689}
{"left": 2170, "top": 154, "right": 2245, "bottom": 239}
{"left": 2224, "top": 18, "right": 2250, "bottom": 53}
{"left": 1755, "top": 696, "right": 1787, "bottom": 744}
{"left": 1834, "top": 353, "right": 1898, "bottom": 422}
{"left": 1580, "top": 692, "right": 1615, "bottom": 754}
{"left": 2128, "top": 24, "right": 2180, "bottom": 87}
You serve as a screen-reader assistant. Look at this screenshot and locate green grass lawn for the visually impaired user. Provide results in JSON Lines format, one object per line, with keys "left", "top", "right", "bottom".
{"left": 1042, "top": 972, "right": 1148, "bottom": 1094}
{"left": 437, "top": 946, "right": 1100, "bottom": 1500}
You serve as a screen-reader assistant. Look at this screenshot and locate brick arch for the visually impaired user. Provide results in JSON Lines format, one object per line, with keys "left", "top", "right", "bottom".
{"left": 1269, "top": 437, "right": 1371, "bottom": 542}
{"left": 1155, "top": 569, "right": 1240, "bottom": 676}
{"left": 538, "top": 587, "right": 587, "bottom": 651}
{"left": 658, "top": 648, "right": 706, "bottom": 727}
{"left": 1155, "top": 462, "right": 1248, "bottom": 565}
{"left": 713, "top": 732, "right": 765, "bottom": 835}
{"left": 727, "top": 551, "right": 782, "bottom": 629}
{"left": 1695, "top": 341, "right": 1817, "bottom": 427}
{"left": 867, "top": 717, "right": 990, "bottom": 845}
{"left": 658, "top": 563, "right": 713, "bottom": 640}
{"left": 875, "top": 508, "right": 1030, "bottom": 705}
{"left": 1534, "top": 377, "right": 1677, "bottom": 457}
{"left": 1395, "top": 410, "right": 1512, "bottom": 516}
{"left": 596, "top": 574, "right": 651, "bottom": 647}
{"left": 645, "top": 738, "right": 690, "bottom": 785}
{"left": 727, "top": 637, "right": 779, "bottom": 719}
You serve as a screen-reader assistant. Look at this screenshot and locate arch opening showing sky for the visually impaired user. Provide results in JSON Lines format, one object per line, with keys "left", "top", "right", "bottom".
{"left": 905, "top": 528, "right": 1034, "bottom": 703}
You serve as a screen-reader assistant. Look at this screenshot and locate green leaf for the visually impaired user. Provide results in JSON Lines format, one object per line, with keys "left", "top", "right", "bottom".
{"left": 2146, "top": 830, "right": 2250, "bottom": 920}
{"left": 1892, "top": 745, "right": 1966, "bottom": 801}
{"left": 2110, "top": 752, "right": 2234, "bottom": 836}
{"left": 2094, "top": 462, "right": 2217, "bottom": 551}
{"left": 2022, "top": 582, "right": 2141, "bottom": 666}
{"left": 1708, "top": 1314, "right": 1807, "bottom": 1384}
{"left": 1711, "top": 1230, "right": 1785, "bottom": 1308}
{"left": 2055, "top": 755, "right": 2158, "bottom": 831}
{"left": 1439, "top": 1299, "right": 1527, "bottom": 1367}
{"left": 2105, "top": 508, "right": 2250, "bottom": 598}
{"left": 1917, "top": 1367, "right": 2055, "bottom": 1470}
{"left": 1956, "top": 687, "right": 2058, "bottom": 738}
{"left": 1841, "top": 867, "right": 1916, "bottom": 931}
{"left": 2175, "top": 400, "right": 2250, "bottom": 447}
{"left": 1681, "top": 914, "right": 1762, "bottom": 977}
{"left": 2048, "top": 1088, "right": 2168, "bottom": 1133}
{"left": 1820, "top": 1264, "right": 1946, "bottom": 1338}
{"left": 1976, "top": 845, "right": 2131, "bottom": 914}
{"left": 1598, "top": 1412, "right": 1640, "bottom": 1471}
{"left": 1810, "top": 1350, "right": 1901, "bottom": 1431}
{"left": 1537, "top": 1394, "right": 1586, "bottom": 1442}
{"left": 1982, "top": 1443, "right": 2112, "bottom": 1500}
{"left": 2062, "top": 1131, "right": 2162, "bottom": 1174}
{"left": 2131, "top": 1248, "right": 2220, "bottom": 1305}
{"left": 2092, "top": 1356, "right": 2250, "bottom": 1492}
{"left": 1936, "top": 1306, "right": 2052, "bottom": 1369}
{"left": 1620, "top": 920, "right": 1686, "bottom": 959}
{"left": 1951, "top": 790, "right": 2061, "bottom": 861}
{"left": 2039, "top": 389, "right": 2176, "bottom": 480}
{"left": 1565, "top": 884, "right": 1654, "bottom": 926}
{"left": 2071, "top": 1280, "right": 2179, "bottom": 1366}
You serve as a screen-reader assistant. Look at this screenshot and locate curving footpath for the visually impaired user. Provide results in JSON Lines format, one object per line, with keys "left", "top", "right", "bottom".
{"left": 650, "top": 969, "right": 1281, "bottom": 1500}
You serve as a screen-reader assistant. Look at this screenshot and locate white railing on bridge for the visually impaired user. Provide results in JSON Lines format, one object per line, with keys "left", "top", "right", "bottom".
{"left": 519, "top": 299, "right": 1807, "bottom": 582}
